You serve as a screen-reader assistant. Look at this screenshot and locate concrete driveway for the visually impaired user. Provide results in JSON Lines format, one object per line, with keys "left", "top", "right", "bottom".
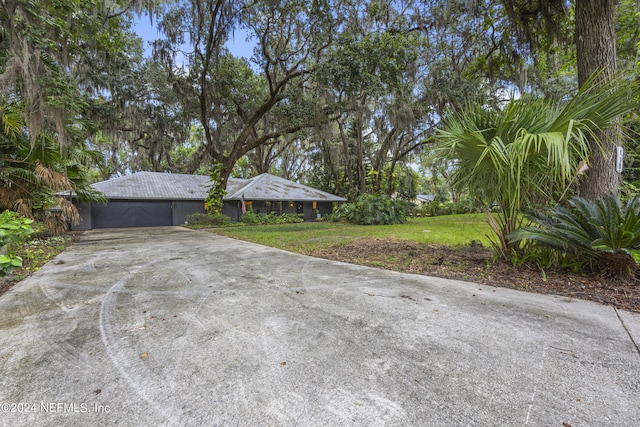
{"left": 0, "top": 227, "right": 638, "bottom": 426}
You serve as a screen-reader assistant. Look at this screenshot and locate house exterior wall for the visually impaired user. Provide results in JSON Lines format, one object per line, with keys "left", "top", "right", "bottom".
{"left": 250, "top": 200, "right": 270, "bottom": 214}
{"left": 316, "top": 202, "right": 334, "bottom": 217}
{"left": 71, "top": 202, "right": 93, "bottom": 231}
{"left": 222, "top": 201, "right": 241, "bottom": 222}
{"left": 173, "top": 201, "right": 206, "bottom": 226}
{"left": 303, "top": 201, "right": 315, "bottom": 221}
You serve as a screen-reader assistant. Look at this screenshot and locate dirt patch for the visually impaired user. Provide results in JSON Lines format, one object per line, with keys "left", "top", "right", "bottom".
{"left": 0, "top": 278, "right": 16, "bottom": 297}
{"left": 305, "top": 238, "right": 640, "bottom": 313}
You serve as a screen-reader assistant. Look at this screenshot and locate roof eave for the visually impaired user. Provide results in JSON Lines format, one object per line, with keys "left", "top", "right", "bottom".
{"left": 224, "top": 197, "right": 346, "bottom": 202}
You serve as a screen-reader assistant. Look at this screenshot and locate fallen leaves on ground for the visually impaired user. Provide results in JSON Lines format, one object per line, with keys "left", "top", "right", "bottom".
{"left": 305, "top": 238, "right": 640, "bottom": 313}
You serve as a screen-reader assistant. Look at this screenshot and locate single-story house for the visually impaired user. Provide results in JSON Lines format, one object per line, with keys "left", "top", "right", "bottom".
{"left": 69, "top": 172, "right": 346, "bottom": 230}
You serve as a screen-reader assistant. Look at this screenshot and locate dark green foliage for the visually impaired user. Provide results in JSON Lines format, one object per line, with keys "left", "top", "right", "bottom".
{"left": 241, "top": 212, "right": 304, "bottom": 225}
{"left": 0, "top": 210, "right": 35, "bottom": 276}
{"left": 332, "top": 194, "right": 407, "bottom": 225}
{"left": 0, "top": 211, "right": 35, "bottom": 248}
{"left": 184, "top": 212, "right": 231, "bottom": 228}
{"left": 410, "top": 199, "right": 482, "bottom": 217}
{"left": 510, "top": 194, "right": 640, "bottom": 277}
{"left": 205, "top": 160, "right": 227, "bottom": 215}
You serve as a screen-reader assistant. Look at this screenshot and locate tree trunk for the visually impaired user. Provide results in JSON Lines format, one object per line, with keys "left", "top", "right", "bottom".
{"left": 337, "top": 119, "right": 356, "bottom": 200}
{"left": 355, "top": 113, "right": 367, "bottom": 196}
{"left": 387, "top": 158, "right": 398, "bottom": 196}
{"left": 575, "top": 0, "right": 620, "bottom": 200}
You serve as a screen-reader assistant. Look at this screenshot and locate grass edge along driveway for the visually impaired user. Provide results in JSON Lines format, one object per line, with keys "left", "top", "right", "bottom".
{"left": 207, "top": 214, "right": 492, "bottom": 254}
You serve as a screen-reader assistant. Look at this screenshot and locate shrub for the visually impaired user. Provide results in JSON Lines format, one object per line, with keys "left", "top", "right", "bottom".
{"left": 510, "top": 194, "right": 640, "bottom": 278}
{"left": 411, "top": 199, "right": 482, "bottom": 217}
{"left": 332, "top": 194, "right": 407, "bottom": 225}
{"left": 241, "top": 211, "right": 304, "bottom": 225}
{"left": 185, "top": 212, "right": 231, "bottom": 228}
{"left": 0, "top": 210, "right": 35, "bottom": 276}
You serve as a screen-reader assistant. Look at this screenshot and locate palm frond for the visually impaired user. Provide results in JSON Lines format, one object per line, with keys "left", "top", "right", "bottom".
{"left": 1, "top": 110, "right": 24, "bottom": 139}
{"left": 53, "top": 196, "right": 80, "bottom": 225}
{"left": 34, "top": 161, "right": 74, "bottom": 192}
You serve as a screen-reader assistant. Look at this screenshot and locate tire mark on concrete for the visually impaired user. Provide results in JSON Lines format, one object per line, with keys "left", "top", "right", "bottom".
{"left": 98, "top": 269, "right": 181, "bottom": 427}
{"left": 524, "top": 344, "right": 547, "bottom": 425}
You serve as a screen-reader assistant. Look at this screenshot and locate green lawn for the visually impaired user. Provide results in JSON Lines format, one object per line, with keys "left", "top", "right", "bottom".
{"left": 208, "top": 214, "right": 492, "bottom": 253}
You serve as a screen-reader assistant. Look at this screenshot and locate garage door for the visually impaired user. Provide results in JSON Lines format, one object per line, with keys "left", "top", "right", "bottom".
{"left": 92, "top": 200, "right": 173, "bottom": 228}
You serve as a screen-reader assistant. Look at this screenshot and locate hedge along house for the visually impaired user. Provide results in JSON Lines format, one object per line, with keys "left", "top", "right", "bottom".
{"left": 70, "top": 171, "right": 345, "bottom": 230}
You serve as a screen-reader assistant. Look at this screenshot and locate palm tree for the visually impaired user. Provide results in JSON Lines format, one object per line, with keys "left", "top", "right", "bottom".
{"left": 1, "top": 104, "right": 105, "bottom": 232}
{"left": 438, "top": 76, "right": 638, "bottom": 259}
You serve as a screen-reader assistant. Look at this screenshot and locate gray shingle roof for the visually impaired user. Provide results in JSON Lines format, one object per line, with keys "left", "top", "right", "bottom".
{"left": 90, "top": 172, "right": 213, "bottom": 200}
{"left": 416, "top": 194, "right": 436, "bottom": 203}
{"left": 89, "top": 172, "right": 345, "bottom": 202}
{"left": 225, "top": 173, "right": 346, "bottom": 202}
